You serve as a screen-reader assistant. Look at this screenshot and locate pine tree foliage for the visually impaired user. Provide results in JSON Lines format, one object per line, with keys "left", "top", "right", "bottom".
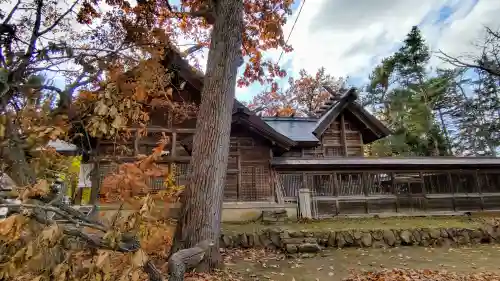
{"left": 365, "top": 26, "right": 452, "bottom": 156}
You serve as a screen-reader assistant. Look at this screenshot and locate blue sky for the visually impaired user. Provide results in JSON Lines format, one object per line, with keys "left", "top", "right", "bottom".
{"left": 231, "top": 0, "right": 499, "bottom": 102}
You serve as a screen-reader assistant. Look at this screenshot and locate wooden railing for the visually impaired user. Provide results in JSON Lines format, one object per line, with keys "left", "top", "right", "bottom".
{"left": 280, "top": 169, "right": 500, "bottom": 217}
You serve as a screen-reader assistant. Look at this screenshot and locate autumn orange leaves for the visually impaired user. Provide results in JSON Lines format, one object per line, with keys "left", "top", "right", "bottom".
{"left": 248, "top": 67, "right": 346, "bottom": 117}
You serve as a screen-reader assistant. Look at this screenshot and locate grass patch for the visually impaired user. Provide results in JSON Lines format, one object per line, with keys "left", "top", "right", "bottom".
{"left": 222, "top": 216, "right": 485, "bottom": 234}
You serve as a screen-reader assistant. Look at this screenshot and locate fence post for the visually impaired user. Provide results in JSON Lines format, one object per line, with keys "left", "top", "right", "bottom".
{"left": 298, "top": 188, "right": 313, "bottom": 219}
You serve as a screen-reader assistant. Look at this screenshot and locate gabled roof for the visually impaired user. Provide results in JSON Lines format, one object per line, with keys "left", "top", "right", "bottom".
{"left": 263, "top": 87, "right": 391, "bottom": 145}
{"left": 313, "top": 87, "right": 391, "bottom": 143}
{"left": 313, "top": 88, "right": 359, "bottom": 136}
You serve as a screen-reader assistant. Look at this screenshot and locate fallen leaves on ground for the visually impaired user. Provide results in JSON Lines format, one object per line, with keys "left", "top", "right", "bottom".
{"left": 344, "top": 268, "right": 500, "bottom": 281}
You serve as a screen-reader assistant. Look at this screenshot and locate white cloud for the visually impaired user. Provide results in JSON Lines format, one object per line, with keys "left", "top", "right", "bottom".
{"left": 277, "top": 0, "right": 500, "bottom": 86}
{"left": 431, "top": 0, "right": 500, "bottom": 68}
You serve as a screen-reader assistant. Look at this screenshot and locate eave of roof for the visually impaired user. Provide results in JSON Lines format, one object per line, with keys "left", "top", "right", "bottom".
{"left": 271, "top": 157, "right": 500, "bottom": 170}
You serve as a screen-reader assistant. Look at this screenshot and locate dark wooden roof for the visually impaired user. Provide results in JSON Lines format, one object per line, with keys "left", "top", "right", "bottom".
{"left": 232, "top": 100, "right": 296, "bottom": 148}
{"left": 262, "top": 117, "right": 319, "bottom": 143}
{"left": 272, "top": 157, "right": 500, "bottom": 171}
{"left": 166, "top": 49, "right": 296, "bottom": 152}
{"left": 180, "top": 100, "right": 297, "bottom": 153}
{"left": 163, "top": 46, "right": 204, "bottom": 91}
{"left": 312, "top": 87, "right": 391, "bottom": 143}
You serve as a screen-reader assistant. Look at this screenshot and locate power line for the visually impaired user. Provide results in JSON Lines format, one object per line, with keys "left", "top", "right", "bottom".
{"left": 277, "top": 0, "right": 306, "bottom": 64}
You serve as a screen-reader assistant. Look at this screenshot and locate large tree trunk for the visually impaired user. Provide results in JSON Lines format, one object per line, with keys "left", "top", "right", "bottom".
{"left": 170, "top": 0, "right": 243, "bottom": 271}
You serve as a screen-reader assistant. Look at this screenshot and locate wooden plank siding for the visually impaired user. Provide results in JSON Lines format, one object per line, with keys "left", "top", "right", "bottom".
{"left": 90, "top": 123, "right": 275, "bottom": 203}
{"left": 225, "top": 127, "right": 273, "bottom": 201}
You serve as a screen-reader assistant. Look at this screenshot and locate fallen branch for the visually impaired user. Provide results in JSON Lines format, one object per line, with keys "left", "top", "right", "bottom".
{"left": 168, "top": 240, "right": 215, "bottom": 281}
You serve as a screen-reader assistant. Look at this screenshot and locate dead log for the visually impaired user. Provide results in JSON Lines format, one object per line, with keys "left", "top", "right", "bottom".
{"left": 167, "top": 240, "right": 215, "bottom": 281}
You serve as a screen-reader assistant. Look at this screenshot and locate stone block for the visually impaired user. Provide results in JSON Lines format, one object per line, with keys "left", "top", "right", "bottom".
{"left": 298, "top": 243, "right": 321, "bottom": 253}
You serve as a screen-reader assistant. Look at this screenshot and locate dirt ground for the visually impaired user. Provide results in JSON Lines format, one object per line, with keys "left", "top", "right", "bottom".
{"left": 220, "top": 244, "right": 500, "bottom": 281}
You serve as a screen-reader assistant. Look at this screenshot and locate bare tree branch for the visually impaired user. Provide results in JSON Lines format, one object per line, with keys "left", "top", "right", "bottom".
{"left": 38, "top": 0, "right": 80, "bottom": 36}
{"left": 2, "top": 0, "right": 21, "bottom": 25}
{"left": 437, "top": 50, "right": 500, "bottom": 78}
{"left": 39, "top": 84, "right": 63, "bottom": 94}
{"left": 11, "top": 0, "right": 43, "bottom": 83}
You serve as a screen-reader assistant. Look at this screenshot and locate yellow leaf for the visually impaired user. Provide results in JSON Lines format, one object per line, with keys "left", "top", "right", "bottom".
{"left": 31, "top": 275, "right": 44, "bottom": 281}
{"left": 135, "top": 85, "right": 147, "bottom": 102}
{"left": 40, "top": 224, "right": 62, "bottom": 245}
{"left": 43, "top": 127, "right": 53, "bottom": 134}
{"left": 95, "top": 100, "right": 108, "bottom": 116}
{"left": 0, "top": 215, "right": 17, "bottom": 235}
{"left": 0, "top": 124, "right": 5, "bottom": 138}
{"left": 12, "top": 247, "right": 26, "bottom": 262}
{"left": 99, "top": 122, "right": 108, "bottom": 134}
{"left": 30, "top": 179, "right": 51, "bottom": 197}
{"left": 118, "top": 268, "right": 131, "bottom": 281}
{"left": 111, "top": 115, "right": 123, "bottom": 129}
{"left": 95, "top": 251, "right": 110, "bottom": 269}
{"left": 131, "top": 270, "right": 140, "bottom": 281}
{"left": 109, "top": 106, "right": 118, "bottom": 117}
{"left": 131, "top": 249, "right": 148, "bottom": 268}
{"left": 53, "top": 263, "right": 68, "bottom": 280}
{"left": 25, "top": 242, "right": 34, "bottom": 259}
{"left": 0, "top": 215, "right": 24, "bottom": 239}
{"left": 166, "top": 87, "right": 173, "bottom": 99}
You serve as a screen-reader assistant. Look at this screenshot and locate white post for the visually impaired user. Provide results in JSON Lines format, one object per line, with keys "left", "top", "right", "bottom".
{"left": 298, "top": 188, "right": 312, "bottom": 219}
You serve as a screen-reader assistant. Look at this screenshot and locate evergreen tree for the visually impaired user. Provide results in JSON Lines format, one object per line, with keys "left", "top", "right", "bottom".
{"left": 365, "top": 26, "right": 452, "bottom": 156}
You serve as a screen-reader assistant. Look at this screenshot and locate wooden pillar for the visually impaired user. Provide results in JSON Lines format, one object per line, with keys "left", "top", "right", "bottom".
{"left": 359, "top": 132, "right": 364, "bottom": 156}
{"left": 237, "top": 154, "right": 241, "bottom": 201}
{"left": 447, "top": 172, "right": 456, "bottom": 211}
{"left": 332, "top": 172, "right": 340, "bottom": 214}
{"left": 298, "top": 188, "right": 313, "bottom": 219}
{"left": 475, "top": 170, "right": 484, "bottom": 210}
{"left": 340, "top": 113, "right": 348, "bottom": 156}
{"left": 134, "top": 130, "right": 140, "bottom": 156}
{"left": 362, "top": 172, "right": 369, "bottom": 214}
{"left": 419, "top": 172, "right": 427, "bottom": 211}
{"left": 391, "top": 172, "right": 399, "bottom": 212}
{"left": 171, "top": 132, "right": 177, "bottom": 156}
{"left": 252, "top": 166, "right": 256, "bottom": 200}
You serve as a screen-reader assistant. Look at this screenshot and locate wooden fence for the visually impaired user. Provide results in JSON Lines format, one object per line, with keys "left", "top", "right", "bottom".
{"left": 279, "top": 169, "right": 500, "bottom": 218}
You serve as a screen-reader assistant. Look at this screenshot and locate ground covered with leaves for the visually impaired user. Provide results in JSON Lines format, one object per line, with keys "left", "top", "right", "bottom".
{"left": 213, "top": 244, "right": 500, "bottom": 281}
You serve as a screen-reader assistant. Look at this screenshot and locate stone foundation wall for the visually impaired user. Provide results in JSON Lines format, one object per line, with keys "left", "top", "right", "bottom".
{"left": 220, "top": 225, "right": 500, "bottom": 253}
